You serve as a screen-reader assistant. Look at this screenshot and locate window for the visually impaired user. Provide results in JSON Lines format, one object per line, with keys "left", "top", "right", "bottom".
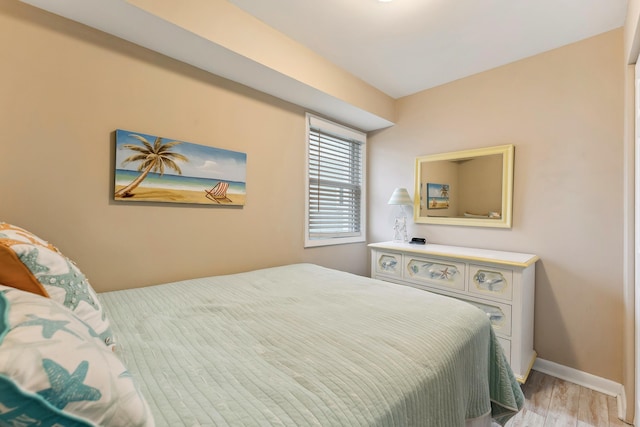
{"left": 305, "top": 114, "right": 366, "bottom": 247}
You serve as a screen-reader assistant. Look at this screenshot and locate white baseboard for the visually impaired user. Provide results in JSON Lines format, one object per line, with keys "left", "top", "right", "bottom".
{"left": 533, "top": 358, "right": 624, "bottom": 397}
{"left": 533, "top": 358, "right": 627, "bottom": 421}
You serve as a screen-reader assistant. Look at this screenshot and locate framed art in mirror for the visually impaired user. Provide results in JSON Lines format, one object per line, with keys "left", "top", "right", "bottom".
{"left": 414, "top": 144, "right": 514, "bottom": 228}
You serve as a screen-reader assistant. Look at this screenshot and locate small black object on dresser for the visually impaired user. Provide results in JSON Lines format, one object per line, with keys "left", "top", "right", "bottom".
{"left": 409, "top": 238, "right": 426, "bottom": 245}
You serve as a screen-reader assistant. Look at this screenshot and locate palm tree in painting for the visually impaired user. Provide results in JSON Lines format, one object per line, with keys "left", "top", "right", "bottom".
{"left": 114, "top": 134, "right": 189, "bottom": 198}
{"left": 440, "top": 184, "right": 449, "bottom": 199}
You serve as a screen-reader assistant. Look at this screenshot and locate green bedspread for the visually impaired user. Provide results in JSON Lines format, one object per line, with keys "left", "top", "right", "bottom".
{"left": 100, "top": 264, "right": 523, "bottom": 426}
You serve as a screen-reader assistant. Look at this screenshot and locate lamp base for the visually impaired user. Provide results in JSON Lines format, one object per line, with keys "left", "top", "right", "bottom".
{"left": 393, "top": 214, "right": 408, "bottom": 243}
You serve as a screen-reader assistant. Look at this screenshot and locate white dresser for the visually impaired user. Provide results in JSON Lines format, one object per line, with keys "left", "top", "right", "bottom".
{"left": 368, "top": 241, "right": 538, "bottom": 383}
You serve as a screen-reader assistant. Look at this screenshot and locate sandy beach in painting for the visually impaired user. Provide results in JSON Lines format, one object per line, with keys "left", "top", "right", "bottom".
{"left": 114, "top": 185, "right": 245, "bottom": 205}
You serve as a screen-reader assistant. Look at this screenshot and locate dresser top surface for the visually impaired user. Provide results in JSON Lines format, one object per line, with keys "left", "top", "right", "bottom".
{"left": 368, "top": 241, "right": 539, "bottom": 268}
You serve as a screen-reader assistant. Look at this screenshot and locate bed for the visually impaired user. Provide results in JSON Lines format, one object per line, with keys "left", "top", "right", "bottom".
{"left": 0, "top": 223, "right": 523, "bottom": 427}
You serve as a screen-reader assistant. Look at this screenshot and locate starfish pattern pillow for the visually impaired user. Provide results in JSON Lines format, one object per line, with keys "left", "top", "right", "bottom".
{"left": 0, "top": 223, "right": 114, "bottom": 348}
{"left": 0, "top": 285, "right": 154, "bottom": 426}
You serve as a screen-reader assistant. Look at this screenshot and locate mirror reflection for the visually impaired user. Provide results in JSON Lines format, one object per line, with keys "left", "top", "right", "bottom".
{"left": 414, "top": 145, "right": 514, "bottom": 228}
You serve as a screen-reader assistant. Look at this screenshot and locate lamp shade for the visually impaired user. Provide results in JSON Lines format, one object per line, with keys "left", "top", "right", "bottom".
{"left": 387, "top": 188, "right": 413, "bottom": 205}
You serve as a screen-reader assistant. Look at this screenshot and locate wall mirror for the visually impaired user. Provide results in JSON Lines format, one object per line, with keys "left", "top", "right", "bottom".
{"left": 414, "top": 144, "right": 514, "bottom": 228}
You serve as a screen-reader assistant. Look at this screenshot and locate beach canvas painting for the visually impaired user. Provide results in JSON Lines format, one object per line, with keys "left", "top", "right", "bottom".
{"left": 114, "top": 130, "right": 247, "bottom": 205}
{"left": 426, "top": 183, "right": 450, "bottom": 209}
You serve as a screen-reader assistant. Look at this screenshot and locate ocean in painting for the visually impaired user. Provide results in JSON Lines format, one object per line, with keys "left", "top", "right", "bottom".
{"left": 427, "top": 197, "right": 450, "bottom": 209}
{"left": 115, "top": 169, "right": 246, "bottom": 194}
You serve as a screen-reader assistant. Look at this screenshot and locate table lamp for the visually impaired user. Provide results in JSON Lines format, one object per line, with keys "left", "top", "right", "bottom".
{"left": 387, "top": 187, "right": 413, "bottom": 242}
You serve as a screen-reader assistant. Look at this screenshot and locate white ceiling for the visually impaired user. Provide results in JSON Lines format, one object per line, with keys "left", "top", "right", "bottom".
{"left": 229, "top": 0, "right": 628, "bottom": 98}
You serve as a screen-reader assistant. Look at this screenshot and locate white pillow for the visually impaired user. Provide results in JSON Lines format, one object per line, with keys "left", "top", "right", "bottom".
{"left": 0, "top": 222, "right": 114, "bottom": 348}
{"left": 0, "top": 285, "right": 154, "bottom": 426}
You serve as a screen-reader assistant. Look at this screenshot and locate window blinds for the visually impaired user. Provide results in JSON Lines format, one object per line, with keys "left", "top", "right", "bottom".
{"left": 307, "top": 118, "right": 364, "bottom": 241}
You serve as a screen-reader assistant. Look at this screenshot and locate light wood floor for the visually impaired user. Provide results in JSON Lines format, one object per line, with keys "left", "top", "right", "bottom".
{"left": 505, "top": 370, "right": 630, "bottom": 427}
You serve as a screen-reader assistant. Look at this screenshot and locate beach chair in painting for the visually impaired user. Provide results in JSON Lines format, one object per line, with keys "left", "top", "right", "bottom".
{"left": 205, "top": 181, "right": 232, "bottom": 203}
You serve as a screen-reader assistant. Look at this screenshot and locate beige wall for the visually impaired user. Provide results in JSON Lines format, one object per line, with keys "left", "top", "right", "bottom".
{"left": 369, "top": 29, "right": 625, "bottom": 382}
{"left": 458, "top": 155, "right": 502, "bottom": 217}
{"left": 0, "top": 1, "right": 369, "bottom": 292}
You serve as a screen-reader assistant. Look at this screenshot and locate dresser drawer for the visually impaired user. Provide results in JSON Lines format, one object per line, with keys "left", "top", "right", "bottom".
{"left": 468, "top": 264, "right": 513, "bottom": 301}
{"left": 404, "top": 255, "right": 465, "bottom": 291}
{"left": 373, "top": 251, "right": 402, "bottom": 278}
{"left": 459, "top": 296, "right": 512, "bottom": 337}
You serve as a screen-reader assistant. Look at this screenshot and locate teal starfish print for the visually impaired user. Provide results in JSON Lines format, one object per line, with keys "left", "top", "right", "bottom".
{"left": 37, "top": 359, "right": 101, "bottom": 409}
{"left": 16, "top": 315, "right": 81, "bottom": 339}
{"left": 36, "top": 258, "right": 98, "bottom": 312}
{"left": 18, "top": 247, "right": 50, "bottom": 276}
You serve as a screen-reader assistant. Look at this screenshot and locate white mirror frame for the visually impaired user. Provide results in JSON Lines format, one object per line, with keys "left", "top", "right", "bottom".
{"left": 413, "top": 144, "right": 514, "bottom": 228}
